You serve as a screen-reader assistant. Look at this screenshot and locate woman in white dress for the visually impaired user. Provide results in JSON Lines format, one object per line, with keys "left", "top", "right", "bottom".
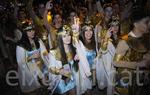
{"left": 71, "top": 17, "right": 92, "bottom": 95}
{"left": 16, "top": 21, "right": 49, "bottom": 95}
{"left": 48, "top": 17, "right": 92, "bottom": 95}
{"left": 95, "top": 16, "right": 120, "bottom": 95}
{"left": 48, "top": 25, "right": 76, "bottom": 95}
{"left": 80, "top": 22, "right": 97, "bottom": 94}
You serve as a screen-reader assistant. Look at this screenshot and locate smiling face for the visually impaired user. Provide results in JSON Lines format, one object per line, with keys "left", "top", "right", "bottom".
{"left": 27, "top": 30, "right": 35, "bottom": 39}
{"left": 62, "top": 33, "right": 71, "bottom": 45}
{"left": 84, "top": 26, "right": 93, "bottom": 41}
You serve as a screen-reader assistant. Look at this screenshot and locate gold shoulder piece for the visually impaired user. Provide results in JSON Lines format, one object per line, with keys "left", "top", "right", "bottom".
{"left": 50, "top": 48, "right": 61, "bottom": 60}
{"left": 72, "top": 32, "right": 79, "bottom": 44}
{"left": 114, "top": 54, "right": 124, "bottom": 62}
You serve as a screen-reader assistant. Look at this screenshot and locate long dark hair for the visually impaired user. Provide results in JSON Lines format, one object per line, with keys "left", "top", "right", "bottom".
{"left": 57, "top": 32, "right": 79, "bottom": 71}
{"left": 80, "top": 25, "right": 96, "bottom": 50}
{"left": 17, "top": 31, "right": 40, "bottom": 51}
{"left": 57, "top": 32, "right": 76, "bottom": 64}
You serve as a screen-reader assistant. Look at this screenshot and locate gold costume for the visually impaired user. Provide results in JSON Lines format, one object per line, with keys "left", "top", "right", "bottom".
{"left": 114, "top": 34, "right": 148, "bottom": 95}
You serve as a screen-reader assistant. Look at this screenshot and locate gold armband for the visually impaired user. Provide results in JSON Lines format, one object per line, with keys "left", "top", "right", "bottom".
{"left": 101, "top": 42, "right": 108, "bottom": 51}
{"left": 114, "top": 54, "right": 124, "bottom": 62}
{"left": 50, "top": 67, "right": 61, "bottom": 74}
{"left": 27, "top": 56, "right": 32, "bottom": 62}
{"left": 42, "top": 50, "right": 48, "bottom": 56}
{"left": 72, "top": 32, "right": 79, "bottom": 44}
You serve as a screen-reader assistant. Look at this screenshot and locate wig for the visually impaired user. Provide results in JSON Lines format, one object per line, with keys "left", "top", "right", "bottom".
{"left": 17, "top": 21, "right": 40, "bottom": 51}
{"left": 57, "top": 25, "right": 77, "bottom": 67}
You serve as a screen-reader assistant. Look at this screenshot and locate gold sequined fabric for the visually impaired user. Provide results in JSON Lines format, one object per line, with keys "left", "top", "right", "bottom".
{"left": 122, "top": 36, "right": 147, "bottom": 61}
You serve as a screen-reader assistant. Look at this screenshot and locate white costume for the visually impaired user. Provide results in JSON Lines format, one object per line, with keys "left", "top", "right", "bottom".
{"left": 48, "top": 41, "right": 92, "bottom": 95}
{"left": 47, "top": 50, "right": 76, "bottom": 95}
{"left": 74, "top": 41, "right": 92, "bottom": 95}
{"left": 16, "top": 39, "right": 48, "bottom": 93}
{"left": 95, "top": 41, "right": 116, "bottom": 95}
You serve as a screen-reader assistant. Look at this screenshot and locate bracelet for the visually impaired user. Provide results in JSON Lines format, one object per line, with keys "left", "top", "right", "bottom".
{"left": 100, "top": 48, "right": 108, "bottom": 54}
{"left": 27, "top": 56, "right": 32, "bottom": 62}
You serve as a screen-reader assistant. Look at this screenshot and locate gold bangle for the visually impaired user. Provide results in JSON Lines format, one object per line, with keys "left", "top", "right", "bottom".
{"left": 114, "top": 54, "right": 123, "bottom": 62}
{"left": 27, "top": 56, "right": 32, "bottom": 62}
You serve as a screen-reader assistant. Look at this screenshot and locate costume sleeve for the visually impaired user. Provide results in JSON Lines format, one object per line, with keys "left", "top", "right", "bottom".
{"left": 39, "top": 39, "right": 49, "bottom": 67}
{"left": 16, "top": 46, "right": 41, "bottom": 92}
{"left": 75, "top": 41, "right": 91, "bottom": 78}
{"left": 95, "top": 41, "right": 115, "bottom": 91}
{"left": 16, "top": 46, "right": 27, "bottom": 67}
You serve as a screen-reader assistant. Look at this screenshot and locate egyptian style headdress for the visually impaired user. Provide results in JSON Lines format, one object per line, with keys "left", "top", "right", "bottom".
{"left": 109, "top": 15, "right": 120, "bottom": 26}
{"left": 57, "top": 25, "right": 72, "bottom": 36}
{"left": 81, "top": 17, "right": 93, "bottom": 32}
{"left": 22, "top": 19, "right": 34, "bottom": 31}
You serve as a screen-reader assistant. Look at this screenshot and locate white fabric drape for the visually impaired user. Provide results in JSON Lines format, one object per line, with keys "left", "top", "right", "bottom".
{"left": 74, "top": 41, "right": 92, "bottom": 95}
{"left": 16, "top": 40, "right": 48, "bottom": 93}
{"left": 75, "top": 41, "right": 91, "bottom": 78}
{"left": 95, "top": 41, "right": 116, "bottom": 95}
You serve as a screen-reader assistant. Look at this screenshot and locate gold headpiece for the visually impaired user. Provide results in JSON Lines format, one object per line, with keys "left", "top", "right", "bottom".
{"left": 84, "top": 16, "right": 91, "bottom": 25}
{"left": 57, "top": 25, "right": 71, "bottom": 36}
{"left": 81, "top": 25, "right": 93, "bottom": 32}
{"left": 22, "top": 19, "right": 34, "bottom": 31}
{"left": 82, "top": 16, "right": 93, "bottom": 32}
{"left": 109, "top": 15, "right": 120, "bottom": 26}
{"left": 103, "top": 3, "right": 112, "bottom": 9}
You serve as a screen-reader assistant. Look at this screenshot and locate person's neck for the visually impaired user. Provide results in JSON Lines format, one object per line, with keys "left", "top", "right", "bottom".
{"left": 132, "top": 28, "right": 143, "bottom": 38}
{"left": 64, "top": 44, "right": 70, "bottom": 53}
{"left": 55, "top": 23, "right": 62, "bottom": 29}
{"left": 105, "top": 17, "right": 110, "bottom": 22}
{"left": 29, "top": 38, "right": 34, "bottom": 43}
{"left": 85, "top": 39, "right": 92, "bottom": 44}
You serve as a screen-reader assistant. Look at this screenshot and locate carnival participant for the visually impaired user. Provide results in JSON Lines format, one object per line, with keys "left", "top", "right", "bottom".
{"left": 16, "top": 20, "right": 49, "bottom": 95}
{"left": 108, "top": 16, "right": 120, "bottom": 47}
{"left": 103, "top": 3, "right": 113, "bottom": 28}
{"left": 67, "top": 10, "right": 78, "bottom": 26}
{"left": 114, "top": 12, "right": 150, "bottom": 95}
{"left": 95, "top": 23, "right": 116, "bottom": 95}
{"left": 80, "top": 19, "right": 96, "bottom": 88}
{"left": 48, "top": 25, "right": 76, "bottom": 95}
{"left": 46, "top": 12, "right": 63, "bottom": 49}
{"left": 94, "top": 3, "right": 114, "bottom": 52}
{"left": 94, "top": 15, "right": 121, "bottom": 95}
{"left": 71, "top": 17, "right": 92, "bottom": 95}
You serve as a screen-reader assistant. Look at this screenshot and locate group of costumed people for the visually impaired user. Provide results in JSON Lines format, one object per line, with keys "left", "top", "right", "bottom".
{"left": 17, "top": 17, "right": 96, "bottom": 95}
{"left": 15, "top": 0, "right": 150, "bottom": 95}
